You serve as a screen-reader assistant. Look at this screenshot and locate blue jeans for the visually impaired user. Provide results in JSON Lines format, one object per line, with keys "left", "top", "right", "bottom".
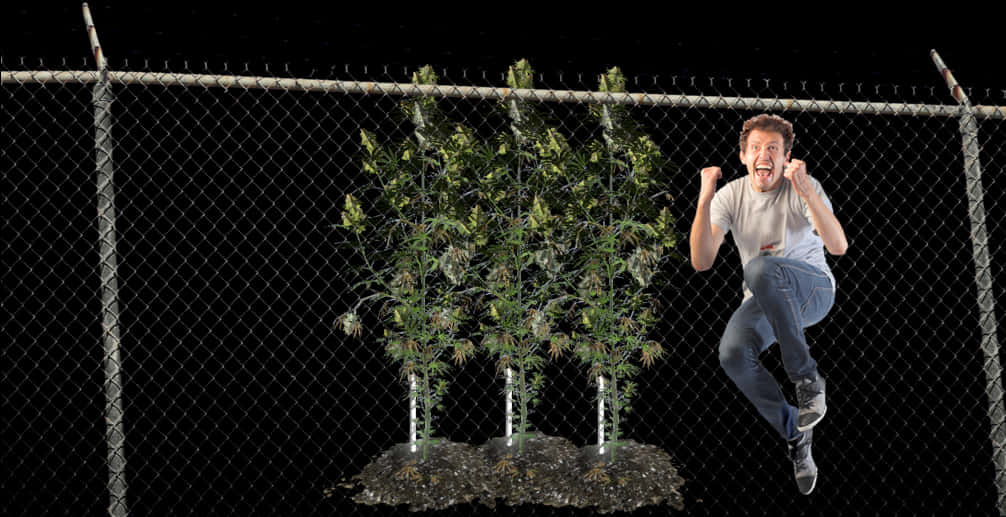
{"left": 718, "top": 256, "right": 835, "bottom": 441}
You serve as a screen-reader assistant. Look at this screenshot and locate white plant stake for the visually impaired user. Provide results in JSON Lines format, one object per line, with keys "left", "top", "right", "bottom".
{"left": 598, "top": 375, "right": 606, "bottom": 455}
{"left": 505, "top": 367, "right": 514, "bottom": 446}
{"left": 409, "top": 373, "right": 418, "bottom": 453}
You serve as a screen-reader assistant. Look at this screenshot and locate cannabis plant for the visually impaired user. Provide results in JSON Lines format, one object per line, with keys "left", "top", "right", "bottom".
{"left": 570, "top": 67, "right": 682, "bottom": 462}
{"left": 476, "top": 60, "right": 575, "bottom": 454}
{"left": 337, "top": 66, "right": 488, "bottom": 461}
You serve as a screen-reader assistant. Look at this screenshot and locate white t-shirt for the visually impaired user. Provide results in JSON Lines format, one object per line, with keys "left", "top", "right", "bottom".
{"left": 709, "top": 175, "right": 836, "bottom": 300}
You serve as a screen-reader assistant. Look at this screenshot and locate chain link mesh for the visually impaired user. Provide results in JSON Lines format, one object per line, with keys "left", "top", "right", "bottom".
{"left": 5, "top": 60, "right": 1006, "bottom": 516}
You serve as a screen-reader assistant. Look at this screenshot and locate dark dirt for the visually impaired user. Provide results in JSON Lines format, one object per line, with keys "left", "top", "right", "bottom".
{"left": 349, "top": 440, "right": 495, "bottom": 512}
{"left": 341, "top": 435, "right": 685, "bottom": 513}
{"left": 479, "top": 433, "right": 581, "bottom": 508}
{"left": 563, "top": 440, "right": 686, "bottom": 513}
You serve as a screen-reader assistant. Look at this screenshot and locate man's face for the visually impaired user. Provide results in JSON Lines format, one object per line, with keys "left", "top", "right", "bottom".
{"left": 740, "top": 128, "right": 790, "bottom": 192}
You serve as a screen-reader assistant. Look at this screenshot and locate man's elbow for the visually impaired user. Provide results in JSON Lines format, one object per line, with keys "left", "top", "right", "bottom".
{"left": 828, "top": 242, "right": 848, "bottom": 256}
{"left": 691, "top": 257, "right": 712, "bottom": 271}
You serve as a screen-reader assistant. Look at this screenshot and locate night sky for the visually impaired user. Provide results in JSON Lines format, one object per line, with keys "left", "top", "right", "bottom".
{"left": 5, "top": 5, "right": 1002, "bottom": 89}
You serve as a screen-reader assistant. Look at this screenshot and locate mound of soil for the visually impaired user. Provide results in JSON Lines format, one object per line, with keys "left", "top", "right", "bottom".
{"left": 342, "top": 436, "right": 685, "bottom": 513}
{"left": 479, "top": 433, "right": 580, "bottom": 507}
{"left": 350, "top": 440, "right": 494, "bottom": 512}
{"left": 564, "top": 441, "right": 686, "bottom": 513}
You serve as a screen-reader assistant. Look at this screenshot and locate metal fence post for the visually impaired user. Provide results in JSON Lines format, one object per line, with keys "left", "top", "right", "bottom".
{"left": 931, "top": 49, "right": 1006, "bottom": 516}
{"left": 83, "top": 4, "right": 129, "bottom": 517}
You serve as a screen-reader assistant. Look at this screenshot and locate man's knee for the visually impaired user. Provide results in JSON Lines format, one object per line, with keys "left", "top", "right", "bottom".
{"left": 744, "top": 256, "right": 782, "bottom": 294}
{"left": 719, "top": 336, "right": 751, "bottom": 379}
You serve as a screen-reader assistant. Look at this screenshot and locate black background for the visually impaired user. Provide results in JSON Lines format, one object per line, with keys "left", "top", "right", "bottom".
{"left": 5, "top": 5, "right": 1004, "bottom": 87}
{"left": 5, "top": 4, "right": 1006, "bottom": 517}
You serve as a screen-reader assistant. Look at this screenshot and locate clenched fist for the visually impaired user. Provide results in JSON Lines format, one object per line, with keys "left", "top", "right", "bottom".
{"left": 783, "top": 159, "right": 813, "bottom": 200}
{"left": 699, "top": 166, "right": 722, "bottom": 204}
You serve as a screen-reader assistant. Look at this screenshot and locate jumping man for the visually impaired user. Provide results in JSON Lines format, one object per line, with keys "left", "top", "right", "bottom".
{"left": 690, "top": 114, "right": 848, "bottom": 495}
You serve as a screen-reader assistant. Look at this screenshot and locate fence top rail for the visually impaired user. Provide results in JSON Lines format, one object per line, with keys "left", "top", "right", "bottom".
{"left": 3, "top": 70, "right": 1004, "bottom": 120}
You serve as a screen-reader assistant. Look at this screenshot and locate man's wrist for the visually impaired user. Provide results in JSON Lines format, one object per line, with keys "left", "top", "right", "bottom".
{"left": 802, "top": 188, "right": 822, "bottom": 207}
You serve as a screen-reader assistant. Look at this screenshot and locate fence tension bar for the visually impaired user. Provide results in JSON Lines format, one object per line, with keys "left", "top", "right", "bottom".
{"left": 931, "top": 49, "right": 1006, "bottom": 516}
{"left": 82, "top": 4, "right": 129, "bottom": 517}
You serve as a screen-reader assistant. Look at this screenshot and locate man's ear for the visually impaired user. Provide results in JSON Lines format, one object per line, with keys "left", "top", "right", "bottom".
{"left": 786, "top": 150, "right": 792, "bottom": 161}
{"left": 738, "top": 150, "right": 746, "bottom": 164}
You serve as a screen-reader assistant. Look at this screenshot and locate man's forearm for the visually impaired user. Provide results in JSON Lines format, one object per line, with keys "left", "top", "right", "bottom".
{"left": 805, "top": 193, "right": 848, "bottom": 255}
{"left": 690, "top": 199, "right": 716, "bottom": 270}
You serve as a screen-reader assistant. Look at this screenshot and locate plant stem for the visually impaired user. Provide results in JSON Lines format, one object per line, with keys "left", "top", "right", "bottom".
{"left": 422, "top": 359, "right": 433, "bottom": 462}
{"left": 519, "top": 358, "right": 528, "bottom": 454}
{"left": 419, "top": 231, "right": 432, "bottom": 462}
{"left": 417, "top": 101, "right": 432, "bottom": 462}
{"left": 516, "top": 148, "right": 529, "bottom": 454}
{"left": 607, "top": 152, "right": 617, "bottom": 461}
{"left": 609, "top": 365, "right": 619, "bottom": 463}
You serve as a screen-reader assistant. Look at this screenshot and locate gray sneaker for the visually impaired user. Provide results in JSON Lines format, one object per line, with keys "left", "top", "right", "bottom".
{"left": 796, "top": 374, "right": 826, "bottom": 432}
{"left": 788, "top": 428, "right": 817, "bottom": 495}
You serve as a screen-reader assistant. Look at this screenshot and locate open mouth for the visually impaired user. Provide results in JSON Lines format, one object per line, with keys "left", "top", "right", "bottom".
{"left": 755, "top": 164, "right": 772, "bottom": 179}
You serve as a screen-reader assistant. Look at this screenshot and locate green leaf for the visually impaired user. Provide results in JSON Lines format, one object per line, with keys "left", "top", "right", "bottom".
{"left": 360, "top": 129, "right": 379, "bottom": 155}
{"left": 599, "top": 67, "right": 626, "bottom": 93}
{"left": 529, "top": 196, "right": 553, "bottom": 233}
{"left": 341, "top": 194, "right": 366, "bottom": 234}
{"left": 412, "top": 65, "right": 438, "bottom": 85}
{"left": 507, "top": 59, "right": 535, "bottom": 89}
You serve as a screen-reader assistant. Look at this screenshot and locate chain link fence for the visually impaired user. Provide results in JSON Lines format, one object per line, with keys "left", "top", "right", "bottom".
{"left": 4, "top": 58, "right": 1006, "bottom": 516}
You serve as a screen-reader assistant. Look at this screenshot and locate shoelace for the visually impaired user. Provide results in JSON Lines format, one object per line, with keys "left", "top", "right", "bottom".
{"left": 796, "top": 379, "right": 820, "bottom": 403}
{"left": 789, "top": 434, "right": 810, "bottom": 462}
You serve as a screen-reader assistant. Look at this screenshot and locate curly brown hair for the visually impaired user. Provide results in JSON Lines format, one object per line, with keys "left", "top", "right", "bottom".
{"left": 739, "top": 114, "right": 795, "bottom": 154}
